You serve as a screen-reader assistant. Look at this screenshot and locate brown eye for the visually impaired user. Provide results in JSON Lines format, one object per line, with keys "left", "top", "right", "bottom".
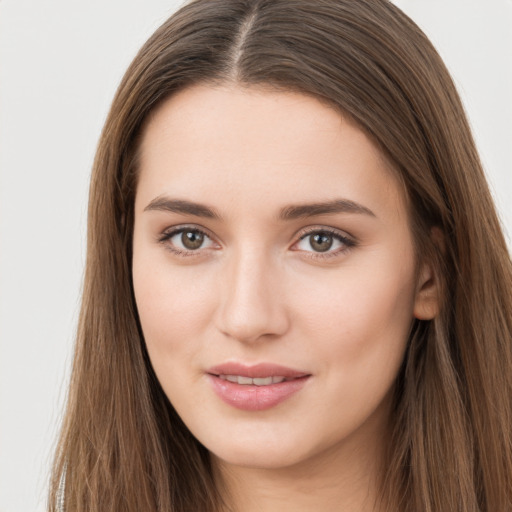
{"left": 181, "top": 230, "right": 204, "bottom": 250}
{"left": 160, "top": 227, "right": 215, "bottom": 254}
{"left": 294, "top": 228, "right": 354, "bottom": 257}
{"left": 309, "top": 233, "right": 333, "bottom": 252}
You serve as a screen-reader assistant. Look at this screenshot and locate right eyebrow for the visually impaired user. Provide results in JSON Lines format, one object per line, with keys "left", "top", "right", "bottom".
{"left": 143, "top": 196, "right": 222, "bottom": 220}
{"left": 278, "top": 198, "right": 376, "bottom": 220}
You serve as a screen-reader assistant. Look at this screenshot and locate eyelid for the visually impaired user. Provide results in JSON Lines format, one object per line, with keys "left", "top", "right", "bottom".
{"left": 291, "top": 225, "right": 356, "bottom": 258}
{"left": 158, "top": 224, "right": 220, "bottom": 256}
{"left": 156, "top": 223, "right": 356, "bottom": 259}
{"left": 294, "top": 225, "right": 355, "bottom": 241}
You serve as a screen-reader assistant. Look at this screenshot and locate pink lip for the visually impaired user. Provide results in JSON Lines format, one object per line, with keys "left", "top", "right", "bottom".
{"left": 206, "top": 362, "right": 311, "bottom": 411}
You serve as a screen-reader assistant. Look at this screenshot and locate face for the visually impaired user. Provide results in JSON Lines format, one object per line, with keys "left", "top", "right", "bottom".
{"left": 132, "top": 84, "right": 436, "bottom": 471}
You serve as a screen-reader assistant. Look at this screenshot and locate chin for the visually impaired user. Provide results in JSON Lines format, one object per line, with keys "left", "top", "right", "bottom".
{"left": 203, "top": 426, "right": 329, "bottom": 471}
{"left": 211, "top": 444, "right": 306, "bottom": 470}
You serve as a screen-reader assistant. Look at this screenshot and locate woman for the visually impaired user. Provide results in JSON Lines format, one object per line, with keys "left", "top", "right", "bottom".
{"left": 49, "top": 0, "right": 512, "bottom": 510}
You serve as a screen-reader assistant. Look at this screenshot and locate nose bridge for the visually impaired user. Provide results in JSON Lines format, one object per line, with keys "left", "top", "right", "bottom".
{"left": 217, "top": 244, "right": 288, "bottom": 343}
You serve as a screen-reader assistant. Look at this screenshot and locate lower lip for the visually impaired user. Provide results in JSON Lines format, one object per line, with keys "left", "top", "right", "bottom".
{"left": 208, "top": 375, "right": 310, "bottom": 411}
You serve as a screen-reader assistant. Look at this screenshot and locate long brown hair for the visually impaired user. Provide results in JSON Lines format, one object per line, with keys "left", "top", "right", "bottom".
{"left": 49, "top": 1, "right": 512, "bottom": 510}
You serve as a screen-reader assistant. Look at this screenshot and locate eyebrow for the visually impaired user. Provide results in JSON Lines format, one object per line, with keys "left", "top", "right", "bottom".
{"left": 144, "top": 196, "right": 375, "bottom": 220}
{"left": 278, "top": 199, "right": 375, "bottom": 220}
{"left": 144, "top": 197, "right": 221, "bottom": 219}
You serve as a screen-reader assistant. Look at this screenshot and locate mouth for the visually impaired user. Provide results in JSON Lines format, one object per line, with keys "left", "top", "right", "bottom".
{"left": 206, "top": 363, "right": 311, "bottom": 411}
{"left": 215, "top": 375, "right": 291, "bottom": 385}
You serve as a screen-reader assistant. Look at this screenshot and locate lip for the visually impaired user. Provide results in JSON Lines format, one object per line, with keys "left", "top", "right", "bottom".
{"left": 208, "top": 362, "right": 309, "bottom": 379}
{"left": 206, "top": 362, "right": 311, "bottom": 411}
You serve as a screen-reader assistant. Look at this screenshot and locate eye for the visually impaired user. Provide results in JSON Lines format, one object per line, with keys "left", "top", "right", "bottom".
{"left": 159, "top": 227, "right": 216, "bottom": 254}
{"left": 293, "top": 228, "right": 355, "bottom": 256}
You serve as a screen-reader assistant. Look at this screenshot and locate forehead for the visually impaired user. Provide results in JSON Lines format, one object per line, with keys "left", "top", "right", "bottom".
{"left": 136, "top": 84, "right": 407, "bottom": 223}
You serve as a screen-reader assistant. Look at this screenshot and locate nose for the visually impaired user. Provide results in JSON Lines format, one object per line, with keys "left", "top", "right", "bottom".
{"left": 215, "top": 250, "right": 290, "bottom": 344}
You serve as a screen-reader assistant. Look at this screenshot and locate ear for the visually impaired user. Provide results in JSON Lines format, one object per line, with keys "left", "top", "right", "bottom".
{"left": 413, "top": 262, "right": 439, "bottom": 320}
{"left": 413, "top": 228, "right": 443, "bottom": 320}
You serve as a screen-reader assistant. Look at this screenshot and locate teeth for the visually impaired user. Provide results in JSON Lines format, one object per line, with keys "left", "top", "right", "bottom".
{"left": 219, "top": 375, "right": 287, "bottom": 385}
{"left": 253, "top": 377, "right": 273, "bottom": 386}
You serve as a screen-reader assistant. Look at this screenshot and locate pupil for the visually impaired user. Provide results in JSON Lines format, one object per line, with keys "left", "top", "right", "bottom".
{"left": 311, "top": 233, "right": 333, "bottom": 252}
{"left": 182, "top": 230, "right": 204, "bottom": 250}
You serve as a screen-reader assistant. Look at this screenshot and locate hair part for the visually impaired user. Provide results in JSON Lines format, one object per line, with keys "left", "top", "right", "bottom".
{"left": 49, "top": 1, "right": 512, "bottom": 511}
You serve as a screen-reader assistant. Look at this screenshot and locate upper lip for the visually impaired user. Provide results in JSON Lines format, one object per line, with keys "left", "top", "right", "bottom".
{"left": 207, "top": 362, "right": 310, "bottom": 379}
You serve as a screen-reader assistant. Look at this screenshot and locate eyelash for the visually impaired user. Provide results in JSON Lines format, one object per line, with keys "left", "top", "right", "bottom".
{"left": 295, "top": 227, "right": 356, "bottom": 260}
{"left": 158, "top": 226, "right": 215, "bottom": 258}
{"left": 158, "top": 225, "right": 356, "bottom": 260}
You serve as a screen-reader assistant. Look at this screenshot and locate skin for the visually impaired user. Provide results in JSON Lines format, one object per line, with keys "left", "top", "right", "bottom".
{"left": 132, "top": 84, "right": 438, "bottom": 512}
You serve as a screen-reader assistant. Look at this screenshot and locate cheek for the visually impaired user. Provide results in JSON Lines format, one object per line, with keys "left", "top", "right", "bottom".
{"left": 132, "top": 252, "right": 223, "bottom": 418}
{"left": 288, "top": 257, "right": 416, "bottom": 436}
{"left": 132, "top": 250, "right": 216, "bottom": 363}
{"left": 293, "top": 254, "right": 416, "bottom": 373}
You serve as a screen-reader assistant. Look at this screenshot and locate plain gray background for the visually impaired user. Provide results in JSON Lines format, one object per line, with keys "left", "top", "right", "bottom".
{"left": 1, "top": 1, "right": 511, "bottom": 510}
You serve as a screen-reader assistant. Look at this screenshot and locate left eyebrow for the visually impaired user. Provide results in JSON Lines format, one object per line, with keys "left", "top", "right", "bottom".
{"left": 279, "top": 199, "right": 376, "bottom": 220}
{"left": 143, "top": 197, "right": 221, "bottom": 219}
